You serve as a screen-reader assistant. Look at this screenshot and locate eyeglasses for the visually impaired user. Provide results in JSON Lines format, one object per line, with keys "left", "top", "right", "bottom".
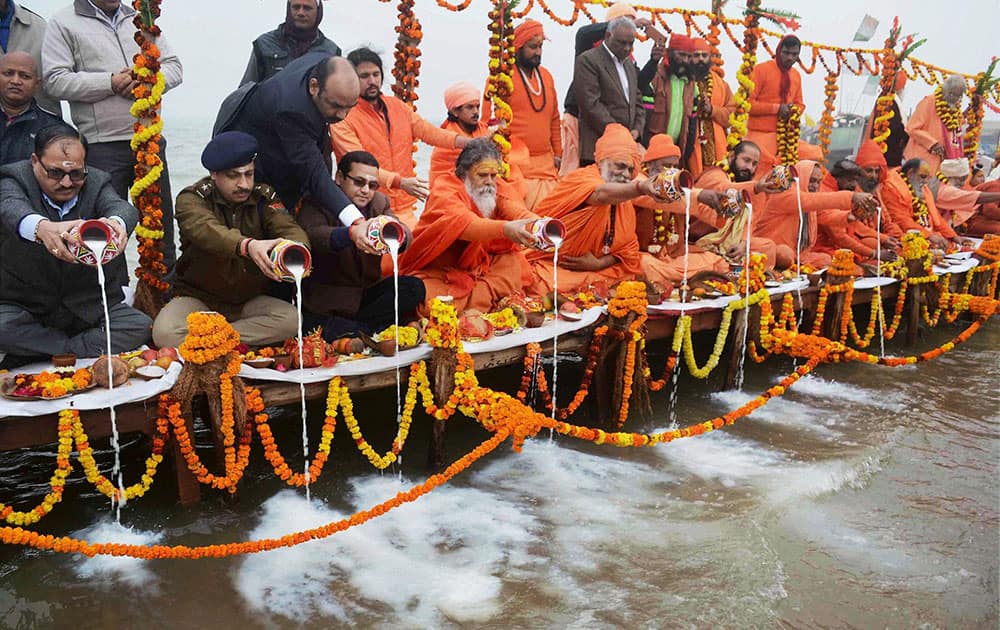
{"left": 346, "top": 175, "right": 379, "bottom": 191}
{"left": 40, "top": 164, "right": 88, "bottom": 183}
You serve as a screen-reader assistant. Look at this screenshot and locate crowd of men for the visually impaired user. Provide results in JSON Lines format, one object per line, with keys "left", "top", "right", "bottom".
{"left": 1, "top": 0, "right": 998, "bottom": 367}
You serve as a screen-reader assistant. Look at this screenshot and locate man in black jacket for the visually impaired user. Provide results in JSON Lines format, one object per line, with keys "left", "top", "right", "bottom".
{"left": 0, "top": 125, "right": 150, "bottom": 367}
{"left": 0, "top": 51, "right": 61, "bottom": 165}
{"left": 215, "top": 52, "right": 366, "bottom": 233}
{"left": 239, "top": 0, "right": 341, "bottom": 85}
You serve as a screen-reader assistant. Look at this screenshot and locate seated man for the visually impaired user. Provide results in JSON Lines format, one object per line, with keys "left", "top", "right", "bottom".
{"left": 815, "top": 159, "right": 900, "bottom": 263}
{"left": 933, "top": 158, "right": 1000, "bottom": 237}
{"left": 632, "top": 134, "right": 730, "bottom": 283}
{"left": 529, "top": 124, "right": 710, "bottom": 293}
{"left": 398, "top": 138, "right": 538, "bottom": 315}
{"left": 0, "top": 125, "right": 149, "bottom": 368}
{"left": 152, "top": 132, "right": 309, "bottom": 348}
{"left": 756, "top": 159, "right": 878, "bottom": 269}
{"left": 692, "top": 140, "right": 784, "bottom": 268}
{"left": 881, "top": 158, "right": 959, "bottom": 249}
{"left": 0, "top": 51, "right": 62, "bottom": 165}
{"left": 299, "top": 150, "right": 425, "bottom": 341}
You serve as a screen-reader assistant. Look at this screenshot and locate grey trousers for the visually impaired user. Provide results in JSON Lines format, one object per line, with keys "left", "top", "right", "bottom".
{"left": 152, "top": 295, "right": 299, "bottom": 349}
{"left": 86, "top": 139, "right": 176, "bottom": 269}
{"left": 0, "top": 302, "right": 152, "bottom": 360}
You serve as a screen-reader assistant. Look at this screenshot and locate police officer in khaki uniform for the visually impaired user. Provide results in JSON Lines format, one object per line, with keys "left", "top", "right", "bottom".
{"left": 152, "top": 131, "right": 310, "bottom": 348}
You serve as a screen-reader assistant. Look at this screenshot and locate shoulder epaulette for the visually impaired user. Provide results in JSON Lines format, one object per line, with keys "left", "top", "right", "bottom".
{"left": 193, "top": 180, "right": 215, "bottom": 199}
{"left": 254, "top": 184, "right": 286, "bottom": 210}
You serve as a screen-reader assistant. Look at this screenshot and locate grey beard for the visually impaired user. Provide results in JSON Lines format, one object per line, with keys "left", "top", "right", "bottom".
{"left": 465, "top": 179, "right": 497, "bottom": 218}
{"left": 600, "top": 162, "right": 631, "bottom": 184}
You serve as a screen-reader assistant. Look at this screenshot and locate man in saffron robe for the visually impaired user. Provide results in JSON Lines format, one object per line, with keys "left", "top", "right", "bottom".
{"left": 882, "top": 158, "right": 959, "bottom": 249}
{"left": 745, "top": 35, "right": 804, "bottom": 176}
{"left": 398, "top": 138, "right": 537, "bottom": 315}
{"left": 692, "top": 140, "right": 784, "bottom": 269}
{"left": 633, "top": 134, "right": 729, "bottom": 283}
{"left": 854, "top": 138, "right": 905, "bottom": 240}
{"left": 646, "top": 34, "right": 695, "bottom": 152}
{"left": 483, "top": 19, "right": 562, "bottom": 211}
{"left": 755, "top": 159, "right": 878, "bottom": 269}
{"left": 903, "top": 75, "right": 966, "bottom": 174}
{"left": 429, "top": 82, "right": 490, "bottom": 186}
{"left": 933, "top": 158, "right": 1000, "bottom": 237}
{"left": 528, "top": 124, "right": 688, "bottom": 293}
{"left": 814, "top": 159, "right": 899, "bottom": 263}
{"left": 330, "top": 48, "right": 476, "bottom": 228}
{"left": 688, "top": 37, "right": 735, "bottom": 179}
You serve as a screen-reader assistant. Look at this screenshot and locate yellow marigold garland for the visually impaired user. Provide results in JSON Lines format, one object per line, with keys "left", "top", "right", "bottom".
{"left": 485, "top": 0, "right": 515, "bottom": 172}
{"left": 775, "top": 104, "right": 801, "bottom": 165}
{"left": 0, "top": 411, "right": 74, "bottom": 526}
{"left": 727, "top": 1, "right": 760, "bottom": 150}
{"left": 933, "top": 85, "right": 964, "bottom": 135}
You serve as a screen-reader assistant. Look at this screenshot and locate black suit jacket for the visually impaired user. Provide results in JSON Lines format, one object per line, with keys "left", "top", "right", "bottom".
{"left": 214, "top": 51, "right": 353, "bottom": 222}
{"left": 574, "top": 45, "right": 645, "bottom": 163}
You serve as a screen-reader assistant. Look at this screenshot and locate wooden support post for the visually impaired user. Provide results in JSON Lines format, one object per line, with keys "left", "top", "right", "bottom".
{"left": 822, "top": 274, "right": 851, "bottom": 341}
{"left": 172, "top": 406, "right": 200, "bottom": 507}
{"left": 722, "top": 304, "right": 752, "bottom": 391}
{"left": 595, "top": 310, "right": 648, "bottom": 426}
{"left": 904, "top": 258, "right": 928, "bottom": 346}
{"left": 428, "top": 346, "right": 456, "bottom": 470}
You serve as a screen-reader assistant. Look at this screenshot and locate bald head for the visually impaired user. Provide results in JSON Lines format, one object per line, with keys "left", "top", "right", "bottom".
{"left": 308, "top": 56, "right": 360, "bottom": 122}
{"left": 0, "top": 51, "right": 40, "bottom": 113}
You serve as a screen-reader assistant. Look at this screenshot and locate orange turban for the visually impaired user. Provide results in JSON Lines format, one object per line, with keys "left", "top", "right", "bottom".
{"left": 605, "top": 2, "right": 637, "bottom": 20}
{"left": 594, "top": 123, "right": 638, "bottom": 165}
{"left": 513, "top": 19, "right": 545, "bottom": 49}
{"left": 443, "top": 81, "right": 480, "bottom": 111}
{"left": 644, "top": 134, "right": 681, "bottom": 162}
{"left": 855, "top": 139, "right": 888, "bottom": 170}
{"left": 894, "top": 71, "right": 907, "bottom": 92}
{"left": 668, "top": 34, "right": 695, "bottom": 52}
{"left": 692, "top": 38, "right": 711, "bottom": 53}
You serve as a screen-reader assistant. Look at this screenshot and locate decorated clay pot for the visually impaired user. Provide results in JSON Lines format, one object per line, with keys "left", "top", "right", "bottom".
{"left": 650, "top": 168, "right": 693, "bottom": 202}
{"left": 719, "top": 188, "right": 752, "bottom": 219}
{"left": 458, "top": 310, "right": 494, "bottom": 341}
{"left": 70, "top": 220, "right": 119, "bottom": 266}
{"left": 524, "top": 310, "right": 546, "bottom": 328}
{"left": 528, "top": 218, "right": 566, "bottom": 250}
{"left": 270, "top": 240, "right": 312, "bottom": 282}
{"left": 366, "top": 215, "right": 406, "bottom": 255}
{"left": 768, "top": 164, "right": 798, "bottom": 192}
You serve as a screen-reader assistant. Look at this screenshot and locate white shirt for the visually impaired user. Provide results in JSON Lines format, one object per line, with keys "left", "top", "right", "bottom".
{"left": 602, "top": 42, "right": 631, "bottom": 104}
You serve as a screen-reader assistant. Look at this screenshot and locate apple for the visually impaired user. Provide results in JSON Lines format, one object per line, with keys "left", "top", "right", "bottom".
{"left": 140, "top": 348, "right": 158, "bottom": 362}
{"left": 154, "top": 356, "right": 174, "bottom": 369}
{"left": 157, "top": 347, "right": 179, "bottom": 361}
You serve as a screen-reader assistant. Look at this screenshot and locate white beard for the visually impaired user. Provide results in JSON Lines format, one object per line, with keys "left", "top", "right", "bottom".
{"left": 465, "top": 179, "right": 497, "bottom": 218}
{"left": 600, "top": 161, "right": 631, "bottom": 184}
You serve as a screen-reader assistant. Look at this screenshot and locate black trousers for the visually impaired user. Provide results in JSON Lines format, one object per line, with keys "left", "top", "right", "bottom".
{"left": 307, "top": 276, "right": 426, "bottom": 341}
{"left": 86, "top": 138, "right": 176, "bottom": 269}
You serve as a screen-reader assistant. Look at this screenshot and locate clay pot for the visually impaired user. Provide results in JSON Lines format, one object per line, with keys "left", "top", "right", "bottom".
{"left": 52, "top": 354, "right": 77, "bottom": 368}
{"left": 524, "top": 311, "right": 546, "bottom": 328}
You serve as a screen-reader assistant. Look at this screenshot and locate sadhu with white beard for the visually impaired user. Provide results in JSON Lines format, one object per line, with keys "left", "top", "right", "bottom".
{"left": 398, "top": 138, "right": 538, "bottom": 315}
{"left": 528, "top": 123, "right": 719, "bottom": 294}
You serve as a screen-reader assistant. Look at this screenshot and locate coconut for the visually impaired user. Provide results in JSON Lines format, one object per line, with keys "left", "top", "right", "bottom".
{"left": 92, "top": 355, "right": 130, "bottom": 388}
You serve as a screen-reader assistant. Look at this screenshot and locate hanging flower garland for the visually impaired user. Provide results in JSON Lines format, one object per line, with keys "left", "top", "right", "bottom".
{"left": 0, "top": 411, "right": 74, "bottom": 526}
{"left": 130, "top": 0, "right": 168, "bottom": 307}
{"left": 775, "top": 103, "right": 801, "bottom": 165}
{"left": 817, "top": 66, "right": 839, "bottom": 158}
{"left": 391, "top": 0, "right": 423, "bottom": 106}
{"left": 871, "top": 19, "right": 924, "bottom": 154}
{"left": 75, "top": 405, "right": 168, "bottom": 503}
{"left": 485, "top": 0, "right": 517, "bottom": 170}
{"left": 726, "top": 0, "right": 761, "bottom": 150}
{"left": 963, "top": 57, "right": 998, "bottom": 161}
{"left": 903, "top": 176, "right": 932, "bottom": 229}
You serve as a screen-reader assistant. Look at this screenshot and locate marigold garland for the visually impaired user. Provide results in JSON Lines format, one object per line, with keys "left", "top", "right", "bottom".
{"left": 391, "top": 0, "right": 423, "bottom": 106}
{"left": 485, "top": 0, "right": 516, "bottom": 171}
{"left": 775, "top": 104, "right": 801, "bottom": 165}
{"left": 0, "top": 411, "right": 73, "bottom": 526}
{"left": 933, "top": 85, "right": 964, "bottom": 135}
{"left": 818, "top": 71, "right": 838, "bottom": 158}
{"left": 903, "top": 176, "right": 931, "bottom": 229}
{"left": 726, "top": 0, "right": 760, "bottom": 150}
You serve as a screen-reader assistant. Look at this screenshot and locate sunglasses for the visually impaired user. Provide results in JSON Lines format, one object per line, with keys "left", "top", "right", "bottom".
{"left": 346, "top": 175, "right": 379, "bottom": 191}
{"left": 40, "top": 164, "right": 88, "bottom": 183}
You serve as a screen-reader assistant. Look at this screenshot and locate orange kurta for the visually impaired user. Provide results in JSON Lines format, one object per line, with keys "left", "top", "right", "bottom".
{"left": 688, "top": 69, "right": 736, "bottom": 180}
{"left": 485, "top": 65, "right": 563, "bottom": 210}
{"left": 814, "top": 210, "right": 880, "bottom": 260}
{"left": 691, "top": 166, "right": 779, "bottom": 269}
{"left": 966, "top": 180, "right": 1000, "bottom": 236}
{"left": 330, "top": 95, "right": 460, "bottom": 227}
{"left": 398, "top": 173, "right": 535, "bottom": 314}
{"left": 745, "top": 59, "right": 804, "bottom": 176}
{"left": 755, "top": 159, "right": 852, "bottom": 268}
{"left": 528, "top": 165, "right": 642, "bottom": 294}
{"left": 935, "top": 184, "right": 982, "bottom": 228}
{"left": 633, "top": 191, "right": 730, "bottom": 284}
{"left": 428, "top": 119, "right": 490, "bottom": 187}
{"left": 881, "top": 168, "right": 957, "bottom": 239}
{"left": 903, "top": 94, "right": 963, "bottom": 174}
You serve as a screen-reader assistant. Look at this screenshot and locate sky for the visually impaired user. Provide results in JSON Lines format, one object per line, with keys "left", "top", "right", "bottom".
{"left": 19, "top": 0, "right": 1000, "bottom": 127}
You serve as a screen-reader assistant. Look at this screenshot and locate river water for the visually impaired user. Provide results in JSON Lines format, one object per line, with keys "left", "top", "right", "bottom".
{"left": 0, "top": 318, "right": 996, "bottom": 628}
{"left": 1, "top": 118, "right": 997, "bottom": 627}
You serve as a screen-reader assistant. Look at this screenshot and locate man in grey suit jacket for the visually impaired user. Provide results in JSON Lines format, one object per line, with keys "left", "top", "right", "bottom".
{"left": 0, "top": 124, "right": 150, "bottom": 368}
{"left": 573, "top": 17, "right": 645, "bottom": 165}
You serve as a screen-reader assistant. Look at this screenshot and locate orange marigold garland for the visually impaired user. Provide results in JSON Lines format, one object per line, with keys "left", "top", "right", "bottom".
{"left": 485, "top": 0, "right": 516, "bottom": 170}
{"left": 130, "top": 0, "right": 168, "bottom": 311}
{"left": 727, "top": 0, "right": 760, "bottom": 149}
{"left": 256, "top": 382, "right": 337, "bottom": 484}
{"left": 817, "top": 68, "right": 838, "bottom": 158}
{"left": 964, "top": 57, "right": 998, "bottom": 161}
{"left": 391, "top": 0, "right": 423, "bottom": 106}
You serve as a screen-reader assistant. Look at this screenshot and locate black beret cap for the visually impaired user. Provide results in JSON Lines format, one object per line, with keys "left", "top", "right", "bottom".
{"left": 201, "top": 131, "right": 259, "bottom": 172}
